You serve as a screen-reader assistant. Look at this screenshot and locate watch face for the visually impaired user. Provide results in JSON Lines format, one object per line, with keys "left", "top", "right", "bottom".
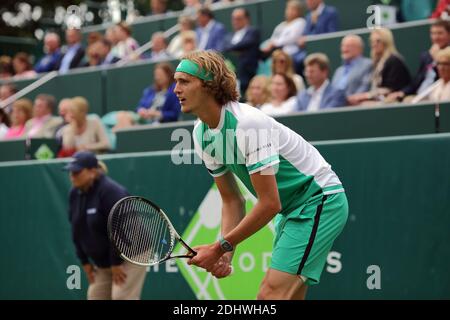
{"left": 221, "top": 240, "right": 233, "bottom": 252}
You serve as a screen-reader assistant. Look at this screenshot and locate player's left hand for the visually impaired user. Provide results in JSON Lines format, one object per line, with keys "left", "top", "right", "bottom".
{"left": 211, "top": 255, "right": 233, "bottom": 279}
{"left": 111, "top": 264, "right": 127, "bottom": 285}
{"left": 187, "top": 242, "right": 223, "bottom": 272}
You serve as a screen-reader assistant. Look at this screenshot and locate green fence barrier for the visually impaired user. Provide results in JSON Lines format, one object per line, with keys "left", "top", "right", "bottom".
{"left": 0, "top": 68, "right": 104, "bottom": 116}
{"left": 0, "top": 36, "right": 42, "bottom": 61}
{"left": 115, "top": 102, "right": 447, "bottom": 153}
{"left": 0, "top": 138, "right": 59, "bottom": 162}
{"left": 0, "top": 133, "right": 449, "bottom": 299}
{"left": 104, "top": 60, "right": 160, "bottom": 112}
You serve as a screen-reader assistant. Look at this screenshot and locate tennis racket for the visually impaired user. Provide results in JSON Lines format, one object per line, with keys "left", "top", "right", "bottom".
{"left": 108, "top": 196, "right": 196, "bottom": 266}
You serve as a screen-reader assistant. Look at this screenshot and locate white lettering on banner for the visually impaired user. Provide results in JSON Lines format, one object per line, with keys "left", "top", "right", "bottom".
{"left": 166, "top": 259, "right": 178, "bottom": 273}
{"left": 262, "top": 252, "right": 272, "bottom": 273}
{"left": 147, "top": 251, "right": 344, "bottom": 274}
{"left": 239, "top": 252, "right": 255, "bottom": 272}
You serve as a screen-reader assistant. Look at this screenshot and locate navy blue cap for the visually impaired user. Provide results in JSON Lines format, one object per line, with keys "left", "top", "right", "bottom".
{"left": 63, "top": 151, "right": 99, "bottom": 172}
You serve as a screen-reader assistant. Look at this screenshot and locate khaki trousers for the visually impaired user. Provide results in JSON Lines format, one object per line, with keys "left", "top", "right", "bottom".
{"left": 87, "top": 262, "right": 147, "bottom": 300}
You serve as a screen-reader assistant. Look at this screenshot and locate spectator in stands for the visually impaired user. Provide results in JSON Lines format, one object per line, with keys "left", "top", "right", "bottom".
{"left": 85, "top": 41, "right": 103, "bottom": 67}
{"left": 0, "top": 108, "right": 10, "bottom": 139}
{"left": 25, "top": 94, "right": 62, "bottom": 138}
{"left": 260, "top": 73, "right": 298, "bottom": 116}
{"left": 430, "top": 0, "right": 450, "bottom": 19}
{"left": 0, "top": 83, "right": 16, "bottom": 102}
{"left": 114, "top": 62, "right": 181, "bottom": 129}
{"left": 294, "top": 0, "right": 339, "bottom": 74}
{"left": 297, "top": 53, "right": 347, "bottom": 112}
{"left": 183, "top": 0, "right": 202, "bottom": 17}
{"left": 55, "top": 98, "right": 73, "bottom": 148}
{"left": 114, "top": 22, "right": 140, "bottom": 61}
{"left": 98, "top": 39, "right": 121, "bottom": 65}
{"left": 301, "top": 0, "right": 339, "bottom": 36}
{"left": 85, "top": 39, "right": 120, "bottom": 67}
{"left": 223, "top": 8, "right": 261, "bottom": 94}
{"left": 168, "top": 16, "right": 197, "bottom": 58}
{"left": 60, "top": 96, "right": 111, "bottom": 157}
{"left": 415, "top": 47, "right": 450, "bottom": 103}
{"left": 87, "top": 32, "right": 103, "bottom": 46}
{"left": 347, "top": 28, "right": 411, "bottom": 106}
{"left": 64, "top": 151, "right": 147, "bottom": 300}
{"left": 148, "top": 32, "right": 171, "bottom": 62}
{"left": 35, "top": 32, "right": 63, "bottom": 73}
{"left": 271, "top": 49, "right": 305, "bottom": 92}
{"left": 261, "top": 0, "right": 306, "bottom": 58}
{"left": 245, "top": 75, "right": 271, "bottom": 108}
{"left": 206, "top": 0, "right": 246, "bottom": 8}
{"left": 386, "top": 20, "right": 450, "bottom": 103}
{"left": 0, "top": 83, "right": 17, "bottom": 113}
{"left": 150, "top": 0, "right": 168, "bottom": 15}
{"left": 12, "top": 52, "right": 37, "bottom": 79}
{"left": 57, "top": 28, "right": 85, "bottom": 73}
{"left": 134, "top": 62, "right": 181, "bottom": 123}
{"left": 105, "top": 26, "right": 120, "bottom": 61}
{"left": 0, "top": 56, "right": 14, "bottom": 79}
{"left": 332, "top": 35, "right": 372, "bottom": 98}
{"left": 196, "top": 7, "right": 227, "bottom": 51}
{"left": 174, "top": 30, "right": 198, "bottom": 59}
{"left": 3, "top": 98, "right": 33, "bottom": 140}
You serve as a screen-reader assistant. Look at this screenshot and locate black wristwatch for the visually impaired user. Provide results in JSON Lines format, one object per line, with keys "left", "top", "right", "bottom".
{"left": 219, "top": 236, "right": 234, "bottom": 252}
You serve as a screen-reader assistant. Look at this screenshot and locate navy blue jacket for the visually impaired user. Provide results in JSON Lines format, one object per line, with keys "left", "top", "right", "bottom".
{"left": 136, "top": 82, "right": 181, "bottom": 122}
{"left": 402, "top": 51, "right": 438, "bottom": 96}
{"left": 303, "top": 5, "right": 339, "bottom": 35}
{"left": 34, "top": 50, "right": 63, "bottom": 73}
{"left": 68, "top": 174, "right": 129, "bottom": 268}
{"left": 223, "top": 26, "right": 261, "bottom": 92}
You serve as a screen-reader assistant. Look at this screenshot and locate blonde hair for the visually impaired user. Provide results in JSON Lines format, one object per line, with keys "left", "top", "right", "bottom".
{"left": 370, "top": 28, "right": 399, "bottom": 62}
{"left": 71, "top": 96, "right": 89, "bottom": 115}
{"left": 98, "top": 160, "right": 108, "bottom": 174}
{"left": 181, "top": 30, "right": 197, "bottom": 43}
{"left": 271, "top": 49, "right": 296, "bottom": 77}
{"left": 181, "top": 51, "right": 239, "bottom": 104}
{"left": 245, "top": 75, "right": 271, "bottom": 106}
{"left": 436, "top": 46, "right": 450, "bottom": 61}
{"left": 12, "top": 98, "right": 33, "bottom": 124}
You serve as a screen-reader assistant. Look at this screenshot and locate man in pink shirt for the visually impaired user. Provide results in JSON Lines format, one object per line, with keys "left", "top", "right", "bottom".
{"left": 25, "top": 94, "right": 62, "bottom": 138}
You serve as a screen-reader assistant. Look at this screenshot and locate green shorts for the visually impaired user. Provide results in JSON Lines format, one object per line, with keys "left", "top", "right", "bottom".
{"left": 271, "top": 192, "right": 348, "bottom": 286}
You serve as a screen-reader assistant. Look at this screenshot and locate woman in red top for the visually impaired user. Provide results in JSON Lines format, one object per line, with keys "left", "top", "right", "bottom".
{"left": 431, "top": 0, "right": 450, "bottom": 19}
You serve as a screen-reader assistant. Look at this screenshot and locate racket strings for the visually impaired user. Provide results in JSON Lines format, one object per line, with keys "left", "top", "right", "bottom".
{"left": 110, "top": 198, "right": 174, "bottom": 265}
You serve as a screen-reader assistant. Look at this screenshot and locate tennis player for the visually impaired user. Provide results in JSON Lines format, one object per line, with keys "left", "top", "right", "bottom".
{"left": 174, "top": 51, "right": 348, "bottom": 300}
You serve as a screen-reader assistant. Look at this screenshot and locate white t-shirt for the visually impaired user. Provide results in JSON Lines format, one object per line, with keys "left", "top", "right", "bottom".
{"left": 193, "top": 101, "right": 343, "bottom": 215}
{"left": 270, "top": 17, "right": 306, "bottom": 55}
{"left": 260, "top": 96, "right": 298, "bottom": 116}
